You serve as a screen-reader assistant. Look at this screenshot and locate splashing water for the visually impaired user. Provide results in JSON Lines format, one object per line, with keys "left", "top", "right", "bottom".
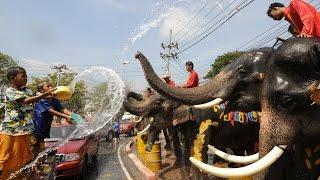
{"left": 9, "top": 66, "right": 125, "bottom": 178}
{"left": 69, "top": 66, "right": 126, "bottom": 137}
{"left": 120, "top": 0, "right": 228, "bottom": 62}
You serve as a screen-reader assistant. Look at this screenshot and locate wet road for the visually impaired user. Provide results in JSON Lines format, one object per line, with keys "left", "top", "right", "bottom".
{"left": 86, "top": 136, "right": 144, "bottom": 180}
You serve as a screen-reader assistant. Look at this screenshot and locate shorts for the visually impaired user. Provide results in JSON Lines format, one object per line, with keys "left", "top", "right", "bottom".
{"left": 0, "top": 133, "right": 34, "bottom": 180}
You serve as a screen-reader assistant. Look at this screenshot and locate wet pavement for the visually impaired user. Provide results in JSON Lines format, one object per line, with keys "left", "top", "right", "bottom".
{"left": 86, "top": 136, "right": 144, "bottom": 180}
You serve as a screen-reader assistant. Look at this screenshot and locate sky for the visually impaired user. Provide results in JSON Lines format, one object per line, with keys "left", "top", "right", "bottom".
{"left": 1, "top": 0, "right": 318, "bottom": 92}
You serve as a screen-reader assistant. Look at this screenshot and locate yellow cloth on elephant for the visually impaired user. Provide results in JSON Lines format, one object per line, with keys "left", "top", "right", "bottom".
{"left": 0, "top": 133, "right": 34, "bottom": 180}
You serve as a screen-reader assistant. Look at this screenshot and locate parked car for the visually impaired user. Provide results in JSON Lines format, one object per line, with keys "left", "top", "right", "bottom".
{"left": 45, "top": 124, "right": 99, "bottom": 179}
{"left": 96, "top": 120, "right": 115, "bottom": 142}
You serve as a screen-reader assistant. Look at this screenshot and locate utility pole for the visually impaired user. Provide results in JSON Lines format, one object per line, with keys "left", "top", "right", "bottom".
{"left": 51, "top": 64, "right": 67, "bottom": 86}
{"left": 160, "top": 29, "right": 179, "bottom": 75}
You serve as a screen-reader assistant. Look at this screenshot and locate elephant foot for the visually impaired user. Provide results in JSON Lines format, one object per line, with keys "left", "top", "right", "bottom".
{"left": 172, "top": 160, "right": 182, "bottom": 168}
{"left": 189, "top": 166, "right": 211, "bottom": 180}
{"left": 180, "top": 166, "right": 191, "bottom": 180}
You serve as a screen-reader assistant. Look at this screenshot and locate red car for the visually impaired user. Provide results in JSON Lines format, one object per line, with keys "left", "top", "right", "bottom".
{"left": 45, "top": 124, "right": 99, "bottom": 179}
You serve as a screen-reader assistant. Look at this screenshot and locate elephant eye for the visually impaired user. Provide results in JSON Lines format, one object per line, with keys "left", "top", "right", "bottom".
{"left": 239, "top": 68, "right": 247, "bottom": 78}
{"left": 278, "top": 95, "right": 294, "bottom": 108}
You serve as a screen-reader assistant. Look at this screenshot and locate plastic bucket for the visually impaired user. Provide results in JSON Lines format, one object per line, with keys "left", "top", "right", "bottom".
{"left": 144, "top": 142, "right": 162, "bottom": 173}
{"left": 136, "top": 135, "right": 145, "bottom": 162}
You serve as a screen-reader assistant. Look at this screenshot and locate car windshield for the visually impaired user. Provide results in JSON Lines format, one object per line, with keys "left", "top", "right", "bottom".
{"left": 50, "top": 126, "right": 77, "bottom": 139}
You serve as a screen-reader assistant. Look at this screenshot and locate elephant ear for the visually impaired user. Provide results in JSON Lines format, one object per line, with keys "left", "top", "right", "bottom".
{"left": 172, "top": 105, "right": 193, "bottom": 126}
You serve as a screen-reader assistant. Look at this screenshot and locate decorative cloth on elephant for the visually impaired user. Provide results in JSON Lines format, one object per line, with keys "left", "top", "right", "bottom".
{"left": 214, "top": 103, "right": 259, "bottom": 126}
{"left": 284, "top": 0, "right": 320, "bottom": 37}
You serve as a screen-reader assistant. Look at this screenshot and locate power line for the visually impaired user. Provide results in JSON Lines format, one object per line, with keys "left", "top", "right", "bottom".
{"left": 236, "top": 21, "right": 285, "bottom": 50}
{"left": 177, "top": 0, "right": 255, "bottom": 54}
{"left": 171, "top": 0, "right": 213, "bottom": 41}
{"left": 236, "top": 0, "right": 318, "bottom": 50}
{"left": 176, "top": 0, "right": 238, "bottom": 45}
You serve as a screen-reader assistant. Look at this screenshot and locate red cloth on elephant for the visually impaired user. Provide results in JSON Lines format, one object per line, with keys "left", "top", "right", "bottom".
{"left": 284, "top": 0, "right": 320, "bottom": 37}
{"left": 185, "top": 70, "right": 199, "bottom": 88}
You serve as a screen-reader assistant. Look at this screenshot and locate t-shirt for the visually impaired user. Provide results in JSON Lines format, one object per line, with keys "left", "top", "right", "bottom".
{"left": 33, "top": 98, "right": 63, "bottom": 139}
{"left": 2, "top": 87, "right": 34, "bottom": 134}
{"left": 284, "top": 0, "right": 320, "bottom": 37}
{"left": 186, "top": 70, "right": 199, "bottom": 88}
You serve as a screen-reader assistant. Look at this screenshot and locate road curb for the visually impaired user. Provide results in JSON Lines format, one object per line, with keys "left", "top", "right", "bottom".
{"left": 126, "top": 139, "right": 157, "bottom": 180}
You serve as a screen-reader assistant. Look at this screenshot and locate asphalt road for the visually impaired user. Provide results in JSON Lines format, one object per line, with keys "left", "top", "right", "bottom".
{"left": 86, "top": 136, "right": 145, "bottom": 180}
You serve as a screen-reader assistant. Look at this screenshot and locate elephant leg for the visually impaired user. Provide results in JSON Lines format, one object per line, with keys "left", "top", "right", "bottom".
{"left": 172, "top": 125, "right": 182, "bottom": 166}
{"left": 182, "top": 121, "right": 196, "bottom": 167}
{"left": 163, "top": 128, "right": 171, "bottom": 151}
{"left": 192, "top": 119, "right": 214, "bottom": 163}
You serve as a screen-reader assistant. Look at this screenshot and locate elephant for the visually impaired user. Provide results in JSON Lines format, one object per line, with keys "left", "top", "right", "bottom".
{"left": 123, "top": 90, "right": 260, "bottom": 167}
{"left": 134, "top": 38, "right": 320, "bottom": 179}
{"left": 123, "top": 91, "right": 197, "bottom": 167}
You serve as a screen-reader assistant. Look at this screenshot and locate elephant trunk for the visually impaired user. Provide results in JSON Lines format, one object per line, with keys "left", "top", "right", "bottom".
{"left": 145, "top": 127, "right": 160, "bottom": 152}
{"left": 254, "top": 98, "right": 299, "bottom": 179}
{"left": 123, "top": 92, "right": 149, "bottom": 116}
{"left": 135, "top": 52, "right": 236, "bottom": 105}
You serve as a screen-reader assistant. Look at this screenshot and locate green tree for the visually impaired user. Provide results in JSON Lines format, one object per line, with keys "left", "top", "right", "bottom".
{"left": 0, "top": 52, "right": 17, "bottom": 85}
{"left": 205, "top": 51, "right": 244, "bottom": 79}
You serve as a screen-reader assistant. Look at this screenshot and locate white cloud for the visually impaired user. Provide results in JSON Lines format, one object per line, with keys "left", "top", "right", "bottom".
{"left": 160, "top": 6, "right": 206, "bottom": 39}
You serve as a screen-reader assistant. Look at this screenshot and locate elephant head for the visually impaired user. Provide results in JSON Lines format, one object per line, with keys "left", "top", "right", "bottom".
{"left": 134, "top": 48, "right": 273, "bottom": 113}
{"left": 123, "top": 91, "right": 180, "bottom": 151}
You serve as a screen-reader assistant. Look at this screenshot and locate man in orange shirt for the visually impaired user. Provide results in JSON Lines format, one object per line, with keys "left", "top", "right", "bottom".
{"left": 162, "top": 74, "right": 176, "bottom": 87}
{"left": 267, "top": 1, "right": 320, "bottom": 38}
{"left": 181, "top": 61, "right": 199, "bottom": 88}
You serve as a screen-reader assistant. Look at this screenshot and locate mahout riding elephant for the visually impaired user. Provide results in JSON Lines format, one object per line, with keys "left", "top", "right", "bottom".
{"left": 123, "top": 90, "right": 260, "bottom": 167}
{"left": 134, "top": 38, "right": 320, "bottom": 179}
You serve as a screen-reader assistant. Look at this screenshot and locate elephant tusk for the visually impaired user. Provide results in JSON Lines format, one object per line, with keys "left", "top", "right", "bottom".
{"left": 133, "top": 117, "right": 144, "bottom": 123}
{"left": 208, "top": 145, "right": 259, "bottom": 164}
{"left": 190, "top": 145, "right": 286, "bottom": 178}
{"left": 137, "top": 124, "right": 151, "bottom": 135}
{"left": 193, "top": 98, "right": 224, "bottom": 109}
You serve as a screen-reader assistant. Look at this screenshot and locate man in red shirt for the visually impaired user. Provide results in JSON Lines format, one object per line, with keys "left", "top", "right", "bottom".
{"left": 267, "top": 1, "right": 320, "bottom": 38}
{"left": 181, "top": 61, "right": 199, "bottom": 88}
{"left": 162, "top": 74, "right": 176, "bottom": 87}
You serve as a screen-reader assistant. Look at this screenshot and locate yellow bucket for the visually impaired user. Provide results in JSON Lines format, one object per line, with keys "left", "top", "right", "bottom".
{"left": 144, "top": 142, "right": 162, "bottom": 173}
{"left": 136, "top": 135, "right": 145, "bottom": 162}
{"left": 54, "top": 86, "right": 73, "bottom": 101}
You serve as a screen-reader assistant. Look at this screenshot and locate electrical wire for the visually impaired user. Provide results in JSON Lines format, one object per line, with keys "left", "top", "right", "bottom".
{"left": 177, "top": 0, "right": 255, "bottom": 54}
